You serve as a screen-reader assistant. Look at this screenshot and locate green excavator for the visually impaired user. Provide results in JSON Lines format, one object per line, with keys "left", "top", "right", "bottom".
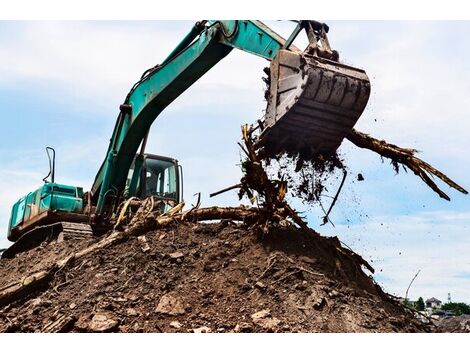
{"left": 2, "top": 20, "right": 370, "bottom": 258}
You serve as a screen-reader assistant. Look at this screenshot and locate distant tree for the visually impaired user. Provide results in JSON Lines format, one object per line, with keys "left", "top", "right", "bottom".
{"left": 441, "top": 302, "right": 470, "bottom": 316}
{"left": 415, "top": 297, "right": 425, "bottom": 311}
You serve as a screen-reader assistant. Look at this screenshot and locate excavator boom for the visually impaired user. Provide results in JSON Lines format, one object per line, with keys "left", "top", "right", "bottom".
{"left": 91, "top": 20, "right": 370, "bottom": 215}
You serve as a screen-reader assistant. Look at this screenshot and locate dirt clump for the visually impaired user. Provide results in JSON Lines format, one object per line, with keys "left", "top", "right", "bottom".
{"left": 0, "top": 222, "right": 431, "bottom": 332}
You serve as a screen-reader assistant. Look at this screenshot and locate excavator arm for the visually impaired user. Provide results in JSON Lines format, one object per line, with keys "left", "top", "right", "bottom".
{"left": 91, "top": 20, "right": 370, "bottom": 215}
{"left": 91, "top": 20, "right": 289, "bottom": 214}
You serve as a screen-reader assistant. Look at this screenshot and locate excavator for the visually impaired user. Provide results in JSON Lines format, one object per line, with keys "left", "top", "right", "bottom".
{"left": 2, "top": 20, "right": 370, "bottom": 258}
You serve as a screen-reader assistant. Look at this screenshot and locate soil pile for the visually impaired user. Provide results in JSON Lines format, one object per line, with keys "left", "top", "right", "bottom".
{"left": 437, "top": 315, "right": 470, "bottom": 333}
{"left": 0, "top": 222, "right": 431, "bottom": 333}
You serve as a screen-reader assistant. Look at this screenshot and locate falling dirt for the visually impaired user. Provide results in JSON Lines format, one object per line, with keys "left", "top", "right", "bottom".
{"left": 0, "top": 221, "right": 431, "bottom": 333}
{"left": 265, "top": 152, "right": 346, "bottom": 206}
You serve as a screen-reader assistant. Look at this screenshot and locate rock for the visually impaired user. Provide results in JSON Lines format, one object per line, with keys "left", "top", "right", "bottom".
{"left": 193, "top": 326, "right": 211, "bottom": 333}
{"left": 75, "top": 314, "right": 91, "bottom": 330}
{"left": 251, "top": 309, "right": 281, "bottom": 330}
{"left": 126, "top": 308, "right": 139, "bottom": 316}
{"left": 169, "top": 321, "right": 182, "bottom": 329}
{"left": 138, "top": 236, "right": 147, "bottom": 243}
{"left": 255, "top": 281, "right": 266, "bottom": 289}
{"left": 329, "top": 289, "right": 340, "bottom": 298}
{"left": 88, "top": 312, "right": 119, "bottom": 332}
{"left": 233, "top": 322, "right": 253, "bottom": 332}
{"left": 69, "top": 303, "right": 77, "bottom": 310}
{"left": 155, "top": 293, "right": 185, "bottom": 316}
{"left": 127, "top": 293, "right": 139, "bottom": 302}
{"left": 141, "top": 243, "right": 151, "bottom": 253}
{"left": 169, "top": 251, "right": 184, "bottom": 260}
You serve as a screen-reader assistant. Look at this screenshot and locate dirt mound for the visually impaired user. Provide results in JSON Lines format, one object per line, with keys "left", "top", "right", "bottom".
{"left": 0, "top": 222, "right": 431, "bottom": 333}
{"left": 437, "top": 315, "right": 470, "bottom": 333}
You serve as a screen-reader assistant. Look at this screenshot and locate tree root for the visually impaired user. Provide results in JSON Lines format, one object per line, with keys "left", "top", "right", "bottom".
{"left": 347, "top": 129, "right": 468, "bottom": 200}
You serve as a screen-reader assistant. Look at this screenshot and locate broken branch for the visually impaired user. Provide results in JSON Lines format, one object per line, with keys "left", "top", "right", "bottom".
{"left": 347, "top": 129, "right": 468, "bottom": 200}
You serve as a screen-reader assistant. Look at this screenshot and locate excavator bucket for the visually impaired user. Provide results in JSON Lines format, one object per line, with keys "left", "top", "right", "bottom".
{"left": 257, "top": 49, "right": 371, "bottom": 159}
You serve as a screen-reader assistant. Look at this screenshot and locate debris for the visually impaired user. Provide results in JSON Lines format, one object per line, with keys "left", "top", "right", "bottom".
{"left": 169, "top": 321, "right": 182, "bottom": 329}
{"left": 437, "top": 315, "right": 470, "bottom": 333}
{"left": 255, "top": 281, "right": 266, "bottom": 290}
{"left": 251, "top": 309, "right": 281, "bottom": 330}
{"left": 193, "top": 326, "right": 211, "bottom": 333}
{"left": 155, "top": 293, "right": 185, "bottom": 316}
{"left": 0, "top": 209, "right": 433, "bottom": 332}
{"left": 233, "top": 322, "right": 253, "bottom": 333}
{"left": 126, "top": 308, "right": 139, "bottom": 316}
{"left": 42, "top": 314, "right": 76, "bottom": 333}
{"left": 88, "top": 312, "right": 119, "bottom": 332}
{"left": 141, "top": 243, "right": 151, "bottom": 253}
{"left": 346, "top": 129, "right": 468, "bottom": 200}
{"left": 169, "top": 252, "right": 184, "bottom": 261}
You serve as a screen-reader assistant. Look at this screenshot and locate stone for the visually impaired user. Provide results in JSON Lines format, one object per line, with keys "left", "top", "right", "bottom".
{"left": 155, "top": 293, "right": 185, "bottom": 316}
{"left": 233, "top": 322, "right": 253, "bottom": 332}
{"left": 169, "top": 251, "right": 184, "bottom": 260}
{"left": 251, "top": 309, "right": 270, "bottom": 321}
{"left": 170, "top": 321, "right": 182, "bottom": 329}
{"left": 329, "top": 289, "right": 340, "bottom": 298}
{"left": 88, "top": 312, "right": 119, "bottom": 332}
{"left": 193, "top": 326, "right": 211, "bottom": 333}
{"left": 141, "top": 243, "right": 151, "bottom": 253}
{"left": 255, "top": 281, "right": 266, "bottom": 289}
{"left": 126, "top": 308, "right": 139, "bottom": 316}
{"left": 69, "top": 303, "right": 77, "bottom": 310}
{"left": 251, "top": 309, "right": 281, "bottom": 330}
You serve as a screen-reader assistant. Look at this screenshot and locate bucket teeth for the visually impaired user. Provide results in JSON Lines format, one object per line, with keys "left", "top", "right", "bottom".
{"left": 258, "top": 49, "right": 371, "bottom": 159}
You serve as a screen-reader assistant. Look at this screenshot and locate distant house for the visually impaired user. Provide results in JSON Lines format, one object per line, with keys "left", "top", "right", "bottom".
{"left": 426, "top": 297, "right": 442, "bottom": 309}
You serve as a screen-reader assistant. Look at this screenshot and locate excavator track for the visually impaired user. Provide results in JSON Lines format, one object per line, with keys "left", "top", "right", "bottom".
{"left": 257, "top": 49, "right": 371, "bottom": 159}
{"left": 1, "top": 222, "right": 93, "bottom": 259}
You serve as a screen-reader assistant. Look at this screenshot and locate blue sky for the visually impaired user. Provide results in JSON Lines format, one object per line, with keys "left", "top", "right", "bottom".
{"left": 0, "top": 21, "right": 468, "bottom": 303}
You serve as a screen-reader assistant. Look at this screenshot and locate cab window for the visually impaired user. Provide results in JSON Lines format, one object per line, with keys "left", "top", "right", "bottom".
{"left": 144, "top": 158, "right": 177, "bottom": 200}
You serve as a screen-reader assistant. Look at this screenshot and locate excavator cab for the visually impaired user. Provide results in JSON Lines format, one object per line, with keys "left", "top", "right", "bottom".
{"left": 125, "top": 154, "right": 182, "bottom": 204}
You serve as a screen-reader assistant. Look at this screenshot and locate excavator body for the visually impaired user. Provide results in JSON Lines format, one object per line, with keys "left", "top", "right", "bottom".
{"left": 3, "top": 154, "right": 181, "bottom": 258}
